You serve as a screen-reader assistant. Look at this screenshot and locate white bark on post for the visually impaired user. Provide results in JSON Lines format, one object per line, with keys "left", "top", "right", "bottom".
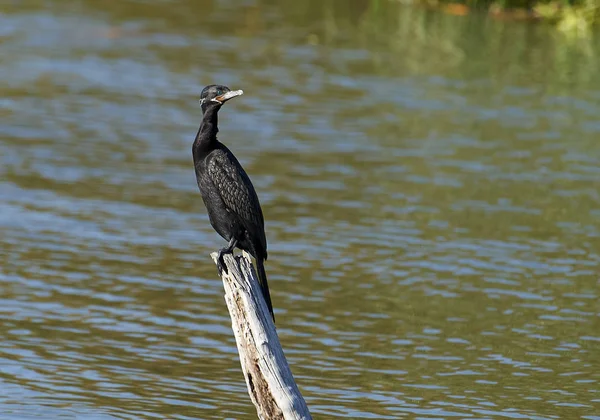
{"left": 210, "top": 251, "right": 312, "bottom": 420}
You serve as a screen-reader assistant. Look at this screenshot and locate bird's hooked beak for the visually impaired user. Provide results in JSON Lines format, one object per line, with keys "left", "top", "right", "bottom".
{"left": 212, "top": 89, "right": 244, "bottom": 104}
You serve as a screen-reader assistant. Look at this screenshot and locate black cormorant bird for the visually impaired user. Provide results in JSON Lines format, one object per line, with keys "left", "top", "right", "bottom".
{"left": 192, "top": 84, "right": 274, "bottom": 321}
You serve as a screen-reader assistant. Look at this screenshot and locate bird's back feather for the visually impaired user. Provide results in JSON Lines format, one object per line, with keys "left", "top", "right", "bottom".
{"left": 206, "top": 146, "right": 267, "bottom": 257}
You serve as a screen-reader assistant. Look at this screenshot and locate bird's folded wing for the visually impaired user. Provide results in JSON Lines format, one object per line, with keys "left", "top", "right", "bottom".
{"left": 207, "top": 151, "right": 265, "bottom": 232}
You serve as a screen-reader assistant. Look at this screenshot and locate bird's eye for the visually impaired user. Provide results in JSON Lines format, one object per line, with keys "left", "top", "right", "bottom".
{"left": 216, "top": 88, "right": 223, "bottom": 96}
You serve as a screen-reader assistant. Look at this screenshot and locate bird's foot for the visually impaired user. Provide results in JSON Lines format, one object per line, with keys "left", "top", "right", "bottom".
{"left": 217, "top": 247, "right": 233, "bottom": 274}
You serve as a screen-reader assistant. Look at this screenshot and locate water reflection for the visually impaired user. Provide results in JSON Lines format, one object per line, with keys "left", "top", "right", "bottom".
{"left": 1, "top": 0, "right": 600, "bottom": 418}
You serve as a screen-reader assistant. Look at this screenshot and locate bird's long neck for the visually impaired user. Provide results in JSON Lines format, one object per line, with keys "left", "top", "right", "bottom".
{"left": 193, "top": 106, "right": 220, "bottom": 161}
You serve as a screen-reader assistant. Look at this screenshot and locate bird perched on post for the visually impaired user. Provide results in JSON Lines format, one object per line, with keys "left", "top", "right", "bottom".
{"left": 192, "top": 84, "right": 274, "bottom": 321}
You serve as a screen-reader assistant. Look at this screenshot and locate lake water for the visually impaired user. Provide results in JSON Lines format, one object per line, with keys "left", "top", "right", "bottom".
{"left": 2, "top": 0, "right": 600, "bottom": 418}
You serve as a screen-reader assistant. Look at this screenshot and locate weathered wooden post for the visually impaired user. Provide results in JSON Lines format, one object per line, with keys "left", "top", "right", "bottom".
{"left": 210, "top": 251, "right": 312, "bottom": 420}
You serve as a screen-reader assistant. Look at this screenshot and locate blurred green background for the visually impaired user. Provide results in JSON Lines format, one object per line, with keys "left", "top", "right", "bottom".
{"left": 400, "top": 0, "right": 599, "bottom": 36}
{"left": 1, "top": 0, "right": 600, "bottom": 419}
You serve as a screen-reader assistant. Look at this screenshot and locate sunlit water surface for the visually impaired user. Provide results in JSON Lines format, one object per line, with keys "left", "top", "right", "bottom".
{"left": 2, "top": 1, "right": 600, "bottom": 418}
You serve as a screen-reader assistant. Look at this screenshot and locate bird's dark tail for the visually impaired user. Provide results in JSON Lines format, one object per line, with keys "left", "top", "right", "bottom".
{"left": 256, "top": 258, "right": 275, "bottom": 322}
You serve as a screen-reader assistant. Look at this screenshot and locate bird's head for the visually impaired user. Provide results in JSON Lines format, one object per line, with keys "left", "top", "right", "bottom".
{"left": 199, "top": 84, "right": 243, "bottom": 113}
